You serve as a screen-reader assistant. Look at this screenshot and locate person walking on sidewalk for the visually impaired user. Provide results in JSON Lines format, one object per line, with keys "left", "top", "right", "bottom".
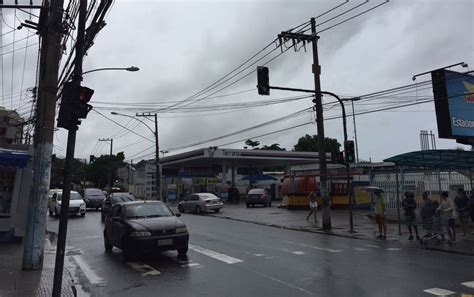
{"left": 454, "top": 188, "right": 470, "bottom": 236}
{"left": 402, "top": 191, "right": 420, "bottom": 240}
{"left": 374, "top": 191, "right": 386, "bottom": 239}
{"left": 438, "top": 191, "right": 457, "bottom": 244}
{"left": 306, "top": 191, "right": 318, "bottom": 223}
{"left": 420, "top": 191, "right": 434, "bottom": 236}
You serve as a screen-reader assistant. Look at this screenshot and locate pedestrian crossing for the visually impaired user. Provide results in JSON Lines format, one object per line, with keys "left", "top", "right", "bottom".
{"left": 424, "top": 282, "right": 474, "bottom": 296}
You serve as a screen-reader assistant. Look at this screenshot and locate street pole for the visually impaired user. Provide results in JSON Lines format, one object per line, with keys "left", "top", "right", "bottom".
{"left": 99, "top": 138, "right": 113, "bottom": 191}
{"left": 52, "top": 0, "right": 86, "bottom": 294}
{"left": 136, "top": 113, "right": 160, "bottom": 200}
{"left": 22, "top": 0, "right": 65, "bottom": 270}
{"left": 310, "top": 17, "right": 331, "bottom": 230}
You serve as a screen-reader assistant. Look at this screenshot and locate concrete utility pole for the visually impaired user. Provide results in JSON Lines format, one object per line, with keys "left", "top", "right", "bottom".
{"left": 310, "top": 17, "right": 331, "bottom": 230}
{"left": 52, "top": 0, "right": 87, "bottom": 294}
{"left": 99, "top": 138, "right": 113, "bottom": 190}
{"left": 136, "top": 113, "right": 160, "bottom": 200}
{"left": 22, "top": 0, "right": 65, "bottom": 270}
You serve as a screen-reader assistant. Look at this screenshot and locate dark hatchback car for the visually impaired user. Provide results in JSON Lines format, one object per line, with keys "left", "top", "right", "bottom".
{"left": 101, "top": 192, "right": 136, "bottom": 222}
{"left": 83, "top": 188, "right": 106, "bottom": 209}
{"left": 103, "top": 201, "right": 189, "bottom": 260}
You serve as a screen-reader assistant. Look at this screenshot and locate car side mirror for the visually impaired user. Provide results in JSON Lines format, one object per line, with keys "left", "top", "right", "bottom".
{"left": 112, "top": 217, "right": 123, "bottom": 223}
{"left": 175, "top": 213, "right": 181, "bottom": 217}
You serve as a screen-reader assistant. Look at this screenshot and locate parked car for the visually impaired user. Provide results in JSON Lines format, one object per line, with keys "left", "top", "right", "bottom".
{"left": 83, "top": 188, "right": 106, "bottom": 209}
{"left": 101, "top": 192, "right": 136, "bottom": 222}
{"left": 48, "top": 191, "right": 86, "bottom": 217}
{"left": 245, "top": 188, "right": 271, "bottom": 207}
{"left": 47, "top": 189, "right": 62, "bottom": 211}
{"left": 178, "top": 193, "right": 223, "bottom": 214}
{"left": 103, "top": 201, "right": 189, "bottom": 260}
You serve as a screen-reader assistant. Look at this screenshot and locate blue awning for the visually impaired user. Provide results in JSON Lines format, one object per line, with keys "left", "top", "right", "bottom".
{"left": 0, "top": 150, "right": 29, "bottom": 168}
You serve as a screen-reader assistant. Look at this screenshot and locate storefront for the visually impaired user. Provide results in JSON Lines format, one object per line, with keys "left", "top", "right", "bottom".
{"left": 0, "top": 149, "right": 31, "bottom": 240}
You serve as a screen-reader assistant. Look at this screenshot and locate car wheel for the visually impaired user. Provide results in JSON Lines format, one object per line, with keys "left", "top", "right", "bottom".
{"left": 246, "top": 204, "right": 249, "bottom": 208}
{"left": 104, "top": 231, "right": 113, "bottom": 252}
{"left": 48, "top": 207, "right": 53, "bottom": 216}
{"left": 178, "top": 205, "right": 185, "bottom": 213}
{"left": 214, "top": 209, "right": 220, "bottom": 213}
{"left": 54, "top": 207, "right": 59, "bottom": 217}
{"left": 195, "top": 206, "right": 201, "bottom": 215}
{"left": 81, "top": 213, "right": 85, "bottom": 217}
{"left": 178, "top": 246, "right": 188, "bottom": 256}
{"left": 268, "top": 202, "right": 272, "bottom": 207}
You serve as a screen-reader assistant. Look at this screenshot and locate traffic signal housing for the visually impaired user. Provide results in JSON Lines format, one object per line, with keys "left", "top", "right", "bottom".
{"left": 344, "top": 140, "right": 355, "bottom": 163}
{"left": 57, "top": 82, "right": 94, "bottom": 130}
{"left": 89, "top": 155, "right": 96, "bottom": 164}
{"left": 335, "top": 151, "right": 345, "bottom": 164}
{"left": 257, "top": 66, "right": 270, "bottom": 95}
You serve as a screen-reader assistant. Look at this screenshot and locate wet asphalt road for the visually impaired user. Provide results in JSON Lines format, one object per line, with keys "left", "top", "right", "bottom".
{"left": 46, "top": 209, "right": 474, "bottom": 297}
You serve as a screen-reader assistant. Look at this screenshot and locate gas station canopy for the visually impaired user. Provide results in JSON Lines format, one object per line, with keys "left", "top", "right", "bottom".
{"left": 384, "top": 150, "right": 474, "bottom": 171}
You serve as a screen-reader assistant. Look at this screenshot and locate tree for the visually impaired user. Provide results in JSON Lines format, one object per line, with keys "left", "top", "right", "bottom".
{"left": 245, "top": 139, "right": 260, "bottom": 149}
{"left": 86, "top": 152, "right": 125, "bottom": 188}
{"left": 260, "top": 143, "right": 286, "bottom": 151}
{"left": 293, "top": 134, "right": 341, "bottom": 160}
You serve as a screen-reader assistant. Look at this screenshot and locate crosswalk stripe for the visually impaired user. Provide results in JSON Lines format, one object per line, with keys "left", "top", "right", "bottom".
{"left": 353, "top": 248, "right": 369, "bottom": 251}
{"left": 423, "top": 288, "right": 457, "bottom": 296}
{"left": 189, "top": 244, "right": 243, "bottom": 264}
{"left": 462, "top": 281, "right": 474, "bottom": 289}
{"left": 127, "top": 261, "right": 161, "bottom": 276}
{"left": 363, "top": 244, "right": 381, "bottom": 248}
{"left": 284, "top": 241, "right": 342, "bottom": 253}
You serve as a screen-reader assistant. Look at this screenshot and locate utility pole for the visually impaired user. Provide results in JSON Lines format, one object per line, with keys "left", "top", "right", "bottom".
{"left": 99, "top": 138, "right": 113, "bottom": 191}
{"left": 310, "top": 17, "right": 331, "bottom": 230}
{"left": 52, "top": 0, "right": 87, "bottom": 294}
{"left": 351, "top": 100, "right": 359, "bottom": 163}
{"left": 22, "top": 0, "right": 65, "bottom": 270}
{"left": 136, "top": 113, "right": 160, "bottom": 200}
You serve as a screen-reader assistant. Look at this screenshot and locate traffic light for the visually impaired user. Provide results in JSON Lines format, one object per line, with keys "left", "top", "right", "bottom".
{"left": 57, "top": 82, "right": 94, "bottom": 130}
{"left": 89, "top": 155, "right": 96, "bottom": 164}
{"left": 335, "top": 151, "right": 345, "bottom": 164}
{"left": 257, "top": 66, "right": 270, "bottom": 95}
{"left": 344, "top": 140, "right": 355, "bottom": 163}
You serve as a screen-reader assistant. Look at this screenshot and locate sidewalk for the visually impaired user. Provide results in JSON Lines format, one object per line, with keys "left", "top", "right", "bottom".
{"left": 176, "top": 202, "right": 474, "bottom": 256}
{"left": 0, "top": 233, "right": 77, "bottom": 296}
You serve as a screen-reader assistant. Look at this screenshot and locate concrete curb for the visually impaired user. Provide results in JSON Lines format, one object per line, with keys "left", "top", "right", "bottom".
{"left": 206, "top": 213, "right": 474, "bottom": 256}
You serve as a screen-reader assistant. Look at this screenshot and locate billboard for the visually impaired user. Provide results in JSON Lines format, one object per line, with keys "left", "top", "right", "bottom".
{"left": 431, "top": 69, "right": 474, "bottom": 139}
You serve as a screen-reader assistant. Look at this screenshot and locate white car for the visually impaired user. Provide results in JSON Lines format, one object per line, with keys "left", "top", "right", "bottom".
{"left": 49, "top": 191, "right": 86, "bottom": 217}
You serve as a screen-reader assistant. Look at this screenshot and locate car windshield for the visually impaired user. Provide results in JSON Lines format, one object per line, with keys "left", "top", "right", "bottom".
{"left": 85, "top": 189, "right": 104, "bottom": 196}
{"left": 199, "top": 194, "right": 219, "bottom": 200}
{"left": 126, "top": 203, "right": 173, "bottom": 219}
{"left": 111, "top": 194, "right": 135, "bottom": 204}
{"left": 57, "top": 192, "right": 82, "bottom": 201}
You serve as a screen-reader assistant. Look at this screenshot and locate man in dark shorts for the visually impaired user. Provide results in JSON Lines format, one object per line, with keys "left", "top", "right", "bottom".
{"left": 402, "top": 191, "right": 420, "bottom": 240}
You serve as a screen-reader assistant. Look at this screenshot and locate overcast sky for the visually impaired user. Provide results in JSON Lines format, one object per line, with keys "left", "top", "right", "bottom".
{"left": 2, "top": 0, "right": 474, "bottom": 162}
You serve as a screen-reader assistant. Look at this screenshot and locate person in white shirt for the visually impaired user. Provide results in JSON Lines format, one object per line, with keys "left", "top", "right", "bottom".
{"left": 438, "top": 191, "right": 457, "bottom": 244}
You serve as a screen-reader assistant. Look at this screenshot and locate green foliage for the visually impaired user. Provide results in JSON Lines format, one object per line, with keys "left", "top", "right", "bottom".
{"left": 259, "top": 143, "right": 286, "bottom": 151}
{"left": 293, "top": 134, "right": 341, "bottom": 160}
{"left": 245, "top": 139, "right": 260, "bottom": 148}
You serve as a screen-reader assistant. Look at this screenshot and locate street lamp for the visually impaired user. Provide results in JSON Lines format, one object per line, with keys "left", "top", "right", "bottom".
{"left": 111, "top": 112, "right": 161, "bottom": 201}
{"left": 82, "top": 66, "right": 140, "bottom": 75}
{"left": 160, "top": 150, "right": 168, "bottom": 158}
{"left": 412, "top": 62, "right": 468, "bottom": 81}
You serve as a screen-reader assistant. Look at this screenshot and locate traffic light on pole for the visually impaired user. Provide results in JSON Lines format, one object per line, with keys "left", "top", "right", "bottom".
{"left": 257, "top": 66, "right": 270, "bottom": 95}
{"left": 57, "top": 82, "right": 94, "bottom": 130}
{"left": 344, "top": 140, "right": 355, "bottom": 163}
{"left": 89, "top": 155, "right": 96, "bottom": 164}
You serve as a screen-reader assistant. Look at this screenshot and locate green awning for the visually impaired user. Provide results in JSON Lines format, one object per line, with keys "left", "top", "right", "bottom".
{"left": 384, "top": 150, "right": 474, "bottom": 170}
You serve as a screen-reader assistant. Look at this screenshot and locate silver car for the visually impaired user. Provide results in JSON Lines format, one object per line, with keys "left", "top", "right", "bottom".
{"left": 178, "top": 193, "right": 223, "bottom": 214}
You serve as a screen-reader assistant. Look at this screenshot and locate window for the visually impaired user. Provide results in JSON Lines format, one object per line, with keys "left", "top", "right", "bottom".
{"left": 110, "top": 205, "right": 122, "bottom": 218}
{"left": 191, "top": 195, "right": 200, "bottom": 201}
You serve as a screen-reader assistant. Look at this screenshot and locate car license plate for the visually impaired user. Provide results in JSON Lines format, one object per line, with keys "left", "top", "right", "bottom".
{"left": 157, "top": 239, "right": 173, "bottom": 246}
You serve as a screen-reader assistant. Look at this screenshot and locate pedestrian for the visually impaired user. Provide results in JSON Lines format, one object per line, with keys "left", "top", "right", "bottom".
{"left": 469, "top": 192, "right": 474, "bottom": 233}
{"left": 373, "top": 191, "right": 386, "bottom": 239}
{"left": 402, "top": 191, "right": 420, "bottom": 240}
{"left": 454, "top": 188, "right": 470, "bottom": 236}
{"left": 420, "top": 191, "right": 434, "bottom": 236}
{"left": 438, "top": 191, "right": 457, "bottom": 244}
{"left": 306, "top": 191, "right": 318, "bottom": 222}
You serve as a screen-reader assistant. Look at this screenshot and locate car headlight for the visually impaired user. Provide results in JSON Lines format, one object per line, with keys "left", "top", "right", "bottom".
{"left": 176, "top": 227, "right": 188, "bottom": 234}
{"left": 129, "top": 231, "right": 151, "bottom": 237}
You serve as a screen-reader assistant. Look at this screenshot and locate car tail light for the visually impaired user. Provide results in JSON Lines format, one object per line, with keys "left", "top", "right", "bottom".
{"left": 205, "top": 200, "right": 211, "bottom": 204}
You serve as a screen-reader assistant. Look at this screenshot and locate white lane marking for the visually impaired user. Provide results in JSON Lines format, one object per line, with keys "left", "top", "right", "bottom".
{"left": 72, "top": 235, "right": 101, "bottom": 240}
{"left": 253, "top": 253, "right": 265, "bottom": 257}
{"left": 353, "top": 248, "right": 369, "bottom": 251}
{"left": 127, "top": 262, "right": 161, "bottom": 276}
{"left": 284, "top": 241, "right": 342, "bottom": 253}
{"left": 423, "top": 288, "right": 457, "bottom": 296}
{"left": 72, "top": 255, "right": 106, "bottom": 284}
{"left": 462, "top": 281, "right": 474, "bottom": 288}
{"left": 189, "top": 244, "right": 243, "bottom": 264}
{"left": 265, "top": 256, "right": 278, "bottom": 260}
{"left": 363, "top": 244, "right": 381, "bottom": 248}
{"left": 386, "top": 248, "right": 402, "bottom": 251}
{"left": 251, "top": 270, "right": 313, "bottom": 295}
{"left": 291, "top": 251, "right": 305, "bottom": 255}
{"left": 181, "top": 262, "right": 202, "bottom": 268}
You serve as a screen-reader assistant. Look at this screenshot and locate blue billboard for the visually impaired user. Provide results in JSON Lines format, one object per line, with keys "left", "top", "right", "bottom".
{"left": 431, "top": 69, "right": 474, "bottom": 139}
